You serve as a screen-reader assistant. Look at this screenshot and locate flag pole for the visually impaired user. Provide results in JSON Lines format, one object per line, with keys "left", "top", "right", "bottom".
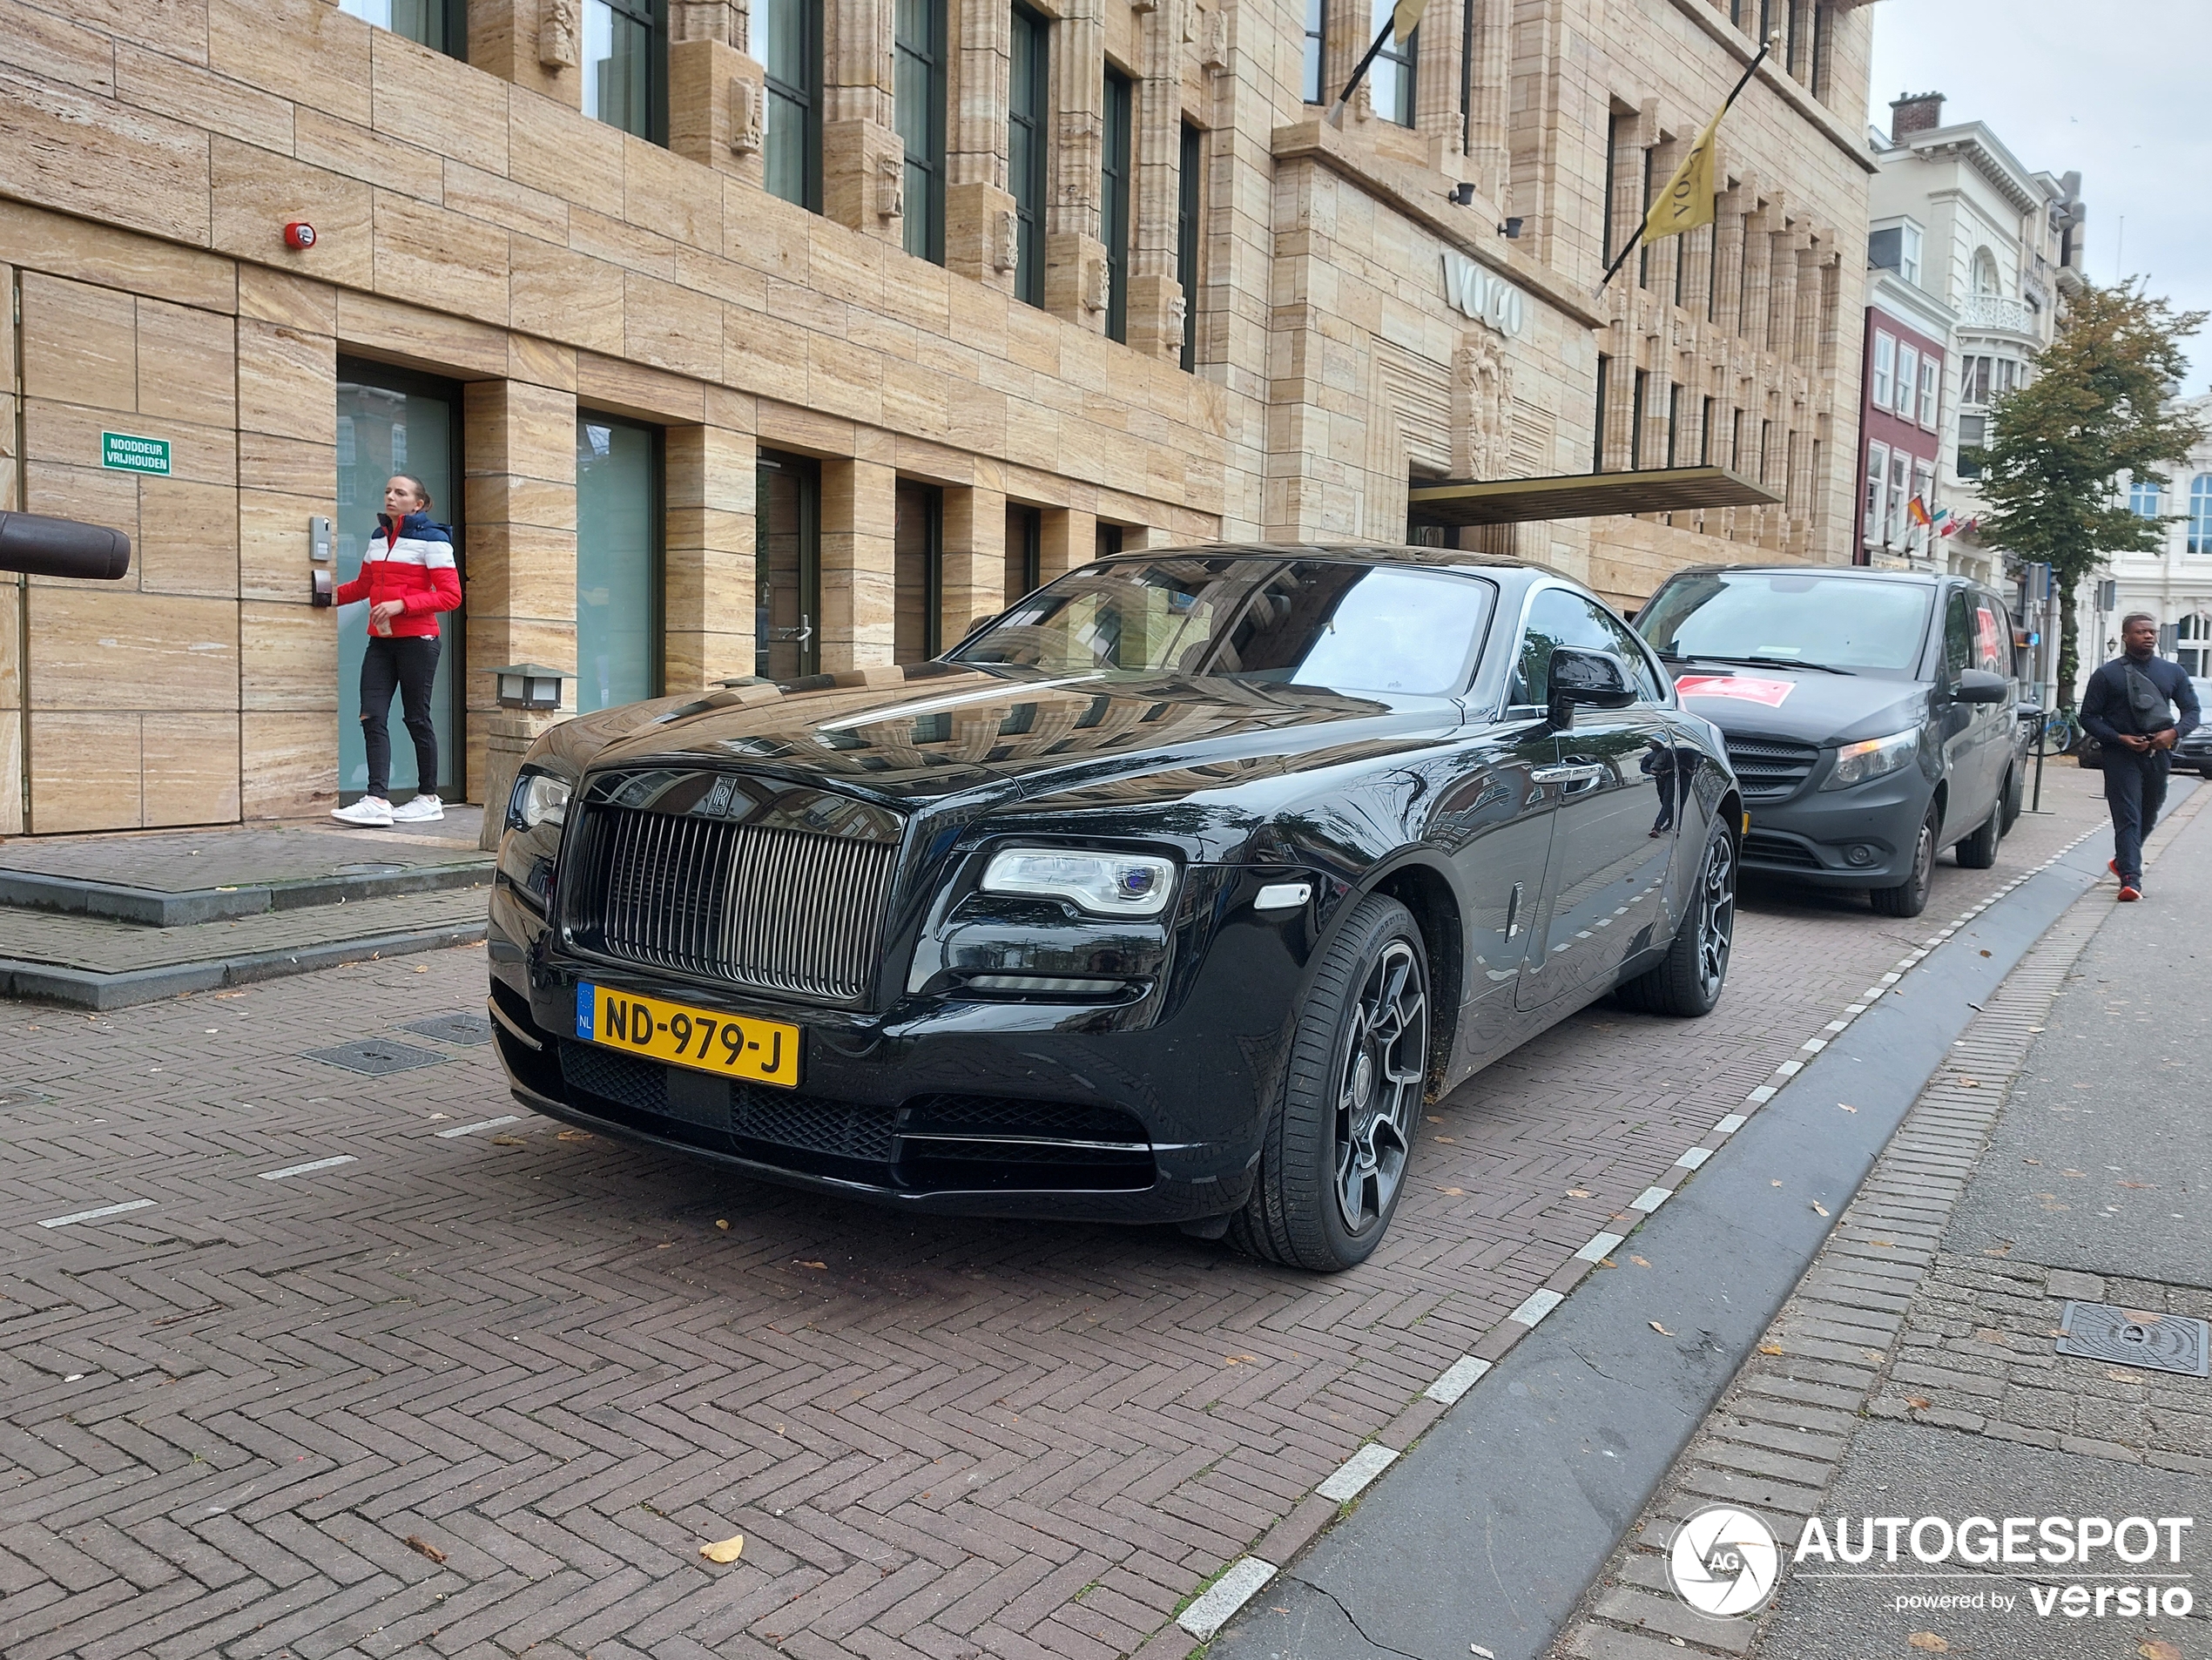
{"left": 1592, "top": 30, "right": 1777, "bottom": 296}
{"left": 1326, "top": 7, "right": 1419, "bottom": 125}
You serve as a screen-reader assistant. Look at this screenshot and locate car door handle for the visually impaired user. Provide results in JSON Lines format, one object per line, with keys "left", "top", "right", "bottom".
{"left": 1532, "top": 763, "right": 1606, "bottom": 792}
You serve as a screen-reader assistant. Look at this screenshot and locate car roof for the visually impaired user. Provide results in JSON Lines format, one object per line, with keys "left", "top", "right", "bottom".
{"left": 1091, "top": 542, "right": 1528, "bottom": 572}
{"left": 1656, "top": 563, "right": 1955, "bottom": 588}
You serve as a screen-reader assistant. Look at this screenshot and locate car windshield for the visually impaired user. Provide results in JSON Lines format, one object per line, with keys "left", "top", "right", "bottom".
{"left": 1635, "top": 572, "right": 1932, "bottom": 673}
{"left": 948, "top": 557, "right": 1495, "bottom": 696}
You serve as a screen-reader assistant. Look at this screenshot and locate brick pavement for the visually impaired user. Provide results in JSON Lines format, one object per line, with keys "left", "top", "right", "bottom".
{"left": 0, "top": 775, "right": 2112, "bottom": 1660}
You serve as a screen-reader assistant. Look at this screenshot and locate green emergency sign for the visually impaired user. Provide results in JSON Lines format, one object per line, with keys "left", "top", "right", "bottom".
{"left": 100, "top": 432, "right": 171, "bottom": 475}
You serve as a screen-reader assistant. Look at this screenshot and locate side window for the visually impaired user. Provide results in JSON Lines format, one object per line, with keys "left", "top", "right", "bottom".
{"left": 1943, "top": 590, "right": 1973, "bottom": 681}
{"left": 1973, "top": 598, "right": 2005, "bottom": 675}
{"left": 1510, "top": 588, "right": 1658, "bottom": 705}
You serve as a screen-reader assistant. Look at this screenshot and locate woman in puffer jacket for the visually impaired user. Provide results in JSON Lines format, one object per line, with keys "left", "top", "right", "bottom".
{"left": 331, "top": 473, "right": 464, "bottom": 827}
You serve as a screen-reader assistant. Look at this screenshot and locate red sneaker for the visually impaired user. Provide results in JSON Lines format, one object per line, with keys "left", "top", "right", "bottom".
{"left": 2109, "top": 859, "right": 2121, "bottom": 875}
{"left": 2118, "top": 884, "right": 2141, "bottom": 902}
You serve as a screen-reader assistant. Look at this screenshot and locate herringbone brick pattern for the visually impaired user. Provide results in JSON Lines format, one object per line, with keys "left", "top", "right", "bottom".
{"left": 0, "top": 778, "right": 2110, "bottom": 1660}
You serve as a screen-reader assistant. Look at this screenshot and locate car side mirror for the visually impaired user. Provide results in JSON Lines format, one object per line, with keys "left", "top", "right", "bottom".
{"left": 1546, "top": 647, "right": 1636, "bottom": 728}
{"left": 1952, "top": 668, "right": 2009, "bottom": 705}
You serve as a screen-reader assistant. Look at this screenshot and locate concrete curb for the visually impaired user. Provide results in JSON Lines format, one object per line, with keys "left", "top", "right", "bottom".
{"left": 0, "top": 859, "right": 492, "bottom": 927}
{"left": 0, "top": 920, "right": 489, "bottom": 1009}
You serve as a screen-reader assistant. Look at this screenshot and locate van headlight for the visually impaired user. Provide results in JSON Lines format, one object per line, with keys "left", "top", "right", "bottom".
{"left": 981, "top": 848, "right": 1177, "bottom": 917}
{"left": 509, "top": 768, "right": 572, "bottom": 829}
{"left": 1821, "top": 728, "right": 1919, "bottom": 791}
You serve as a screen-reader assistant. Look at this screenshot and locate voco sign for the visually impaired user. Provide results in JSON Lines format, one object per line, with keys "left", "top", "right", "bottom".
{"left": 1441, "top": 250, "right": 1527, "bottom": 339}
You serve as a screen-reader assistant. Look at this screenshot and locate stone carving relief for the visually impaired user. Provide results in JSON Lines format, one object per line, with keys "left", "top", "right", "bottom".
{"left": 877, "top": 153, "right": 905, "bottom": 221}
{"left": 539, "top": 0, "right": 578, "bottom": 69}
{"left": 992, "top": 208, "right": 1022, "bottom": 273}
{"left": 1082, "top": 253, "right": 1109, "bottom": 315}
{"left": 1196, "top": 6, "right": 1231, "bottom": 72}
{"left": 1453, "top": 332, "right": 1516, "bottom": 482}
{"left": 732, "top": 77, "right": 764, "bottom": 153}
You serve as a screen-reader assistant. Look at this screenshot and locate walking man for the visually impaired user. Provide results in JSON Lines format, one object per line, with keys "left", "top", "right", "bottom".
{"left": 2079, "top": 611, "right": 2201, "bottom": 901}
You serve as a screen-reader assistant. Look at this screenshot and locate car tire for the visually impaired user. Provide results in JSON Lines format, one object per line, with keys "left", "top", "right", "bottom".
{"left": 1871, "top": 803, "right": 1940, "bottom": 917}
{"left": 2200, "top": 765, "right": 2212, "bottom": 781}
{"left": 1615, "top": 819, "right": 1737, "bottom": 1018}
{"left": 1954, "top": 791, "right": 2002, "bottom": 870}
{"left": 2000, "top": 763, "right": 2023, "bottom": 833}
{"left": 1228, "top": 894, "right": 1428, "bottom": 1273}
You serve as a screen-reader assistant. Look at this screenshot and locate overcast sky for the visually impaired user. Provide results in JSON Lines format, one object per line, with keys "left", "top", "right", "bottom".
{"left": 1866, "top": 0, "right": 2212, "bottom": 389}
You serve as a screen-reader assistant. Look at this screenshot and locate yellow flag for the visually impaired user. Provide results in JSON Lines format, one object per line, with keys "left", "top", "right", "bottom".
{"left": 1390, "top": 0, "right": 1428, "bottom": 44}
{"left": 1641, "top": 104, "right": 1723, "bottom": 246}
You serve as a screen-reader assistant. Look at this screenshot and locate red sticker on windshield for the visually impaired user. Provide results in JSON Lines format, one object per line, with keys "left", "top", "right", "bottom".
{"left": 1674, "top": 674, "right": 1796, "bottom": 708}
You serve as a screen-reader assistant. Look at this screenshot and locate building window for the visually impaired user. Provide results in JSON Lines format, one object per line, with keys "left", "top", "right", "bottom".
{"left": 895, "top": 0, "right": 948, "bottom": 262}
{"left": 1303, "top": 0, "right": 1327, "bottom": 103}
{"left": 338, "top": 0, "right": 465, "bottom": 57}
{"left": 1900, "top": 222, "right": 1922, "bottom": 287}
{"left": 576, "top": 415, "right": 663, "bottom": 713}
{"left": 2130, "top": 476, "right": 2163, "bottom": 519}
{"left": 762, "top": 0, "right": 824, "bottom": 211}
{"left": 894, "top": 481, "right": 944, "bottom": 661}
{"left": 1005, "top": 504, "right": 1042, "bottom": 605}
{"left": 2192, "top": 475, "right": 2212, "bottom": 554}
{"left": 1894, "top": 344, "right": 1919, "bottom": 416}
{"left": 1871, "top": 330, "right": 1895, "bottom": 408}
{"left": 583, "top": 0, "right": 664, "bottom": 141}
{"left": 1102, "top": 67, "right": 1134, "bottom": 343}
{"left": 1602, "top": 111, "right": 1631, "bottom": 267}
{"left": 1177, "top": 121, "right": 1204, "bottom": 371}
{"left": 1971, "top": 247, "right": 2000, "bottom": 296}
{"left": 1865, "top": 441, "right": 1889, "bottom": 543}
{"left": 1912, "top": 461, "right": 1934, "bottom": 539}
{"left": 1368, "top": 0, "right": 1416, "bottom": 127}
{"left": 1009, "top": 4, "right": 1049, "bottom": 307}
{"left": 1700, "top": 395, "right": 1715, "bottom": 465}
{"left": 1956, "top": 414, "right": 1986, "bottom": 481}
{"left": 1629, "top": 368, "right": 1649, "bottom": 469}
{"left": 1593, "top": 354, "right": 1610, "bottom": 470}
{"left": 1888, "top": 449, "right": 1910, "bottom": 543}
{"left": 1918, "top": 356, "right": 1939, "bottom": 428}
{"left": 1811, "top": 0, "right": 1832, "bottom": 97}
{"left": 1665, "top": 383, "right": 1682, "bottom": 469}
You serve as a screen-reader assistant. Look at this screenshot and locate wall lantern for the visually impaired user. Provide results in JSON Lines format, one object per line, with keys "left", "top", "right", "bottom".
{"left": 491, "top": 663, "right": 569, "bottom": 711}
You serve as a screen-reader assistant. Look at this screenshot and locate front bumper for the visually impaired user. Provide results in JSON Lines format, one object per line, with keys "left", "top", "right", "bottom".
{"left": 484, "top": 873, "right": 1312, "bottom": 1224}
{"left": 1737, "top": 773, "right": 1932, "bottom": 887}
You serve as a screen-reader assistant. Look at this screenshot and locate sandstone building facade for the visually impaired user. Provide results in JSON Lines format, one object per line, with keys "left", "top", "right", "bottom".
{"left": 0, "top": 0, "right": 1874, "bottom": 832}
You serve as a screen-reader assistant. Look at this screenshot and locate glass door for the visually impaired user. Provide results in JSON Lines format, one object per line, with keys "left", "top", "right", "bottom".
{"left": 756, "top": 450, "right": 820, "bottom": 679}
{"left": 577, "top": 414, "right": 663, "bottom": 712}
{"left": 335, "top": 361, "right": 463, "bottom": 802}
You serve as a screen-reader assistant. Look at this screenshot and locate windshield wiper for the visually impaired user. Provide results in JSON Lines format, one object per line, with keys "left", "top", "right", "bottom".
{"left": 1660, "top": 651, "right": 1854, "bottom": 676}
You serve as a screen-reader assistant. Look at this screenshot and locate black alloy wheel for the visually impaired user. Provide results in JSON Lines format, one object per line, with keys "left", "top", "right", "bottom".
{"left": 1616, "top": 817, "right": 1737, "bottom": 1017}
{"left": 1871, "top": 802, "right": 1939, "bottom": 917}
{"left": 1230, "top": 894, "right": 1429, "bottom": 1272}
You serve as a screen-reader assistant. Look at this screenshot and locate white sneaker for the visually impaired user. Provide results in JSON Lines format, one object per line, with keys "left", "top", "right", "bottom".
{"left": 332, "top": 796, "right": 395, "bottom": 827}
{"left": 390, "top": 793, "right": 445, "bottom": 822}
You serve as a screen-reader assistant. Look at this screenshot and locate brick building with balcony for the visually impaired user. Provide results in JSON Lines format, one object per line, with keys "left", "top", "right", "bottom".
{"left": 0, "top": 0, "right": 1876, "bottom": 833}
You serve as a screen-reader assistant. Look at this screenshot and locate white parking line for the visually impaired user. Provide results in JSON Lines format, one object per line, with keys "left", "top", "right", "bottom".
{"left": 435, "top": 1116, "right": 521, "bottom": 1139}
{"left": 257, "top": 1156, "right": 358, "bottom": 1181}
{"left": 37, "top": 1199, "right": 155, "bottom": 1229}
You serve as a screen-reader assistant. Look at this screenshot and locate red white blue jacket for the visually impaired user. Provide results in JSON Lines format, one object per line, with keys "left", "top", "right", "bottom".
{"left": 334, "top": 511, "right": 462, "bottom": 639}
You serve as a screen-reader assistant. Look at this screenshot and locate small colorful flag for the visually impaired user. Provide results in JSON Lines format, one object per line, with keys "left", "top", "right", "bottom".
{"left": 1906, "top": 496, "right": 1932, "bottom": 528}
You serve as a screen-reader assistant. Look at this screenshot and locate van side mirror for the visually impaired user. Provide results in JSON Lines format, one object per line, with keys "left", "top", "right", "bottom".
{"left": 0, "top": 510, "right": 132, "bottom": 580}
{"left": 1546, "top": 647, "right": 1636, "bottom": 728}
{"left": 1952, "top": 668, "right": 2009, "bottom": 705}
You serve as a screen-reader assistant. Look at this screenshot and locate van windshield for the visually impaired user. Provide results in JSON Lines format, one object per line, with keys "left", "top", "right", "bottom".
{"left": 1636, "top": 573, "right": 1932, "bottom": 674}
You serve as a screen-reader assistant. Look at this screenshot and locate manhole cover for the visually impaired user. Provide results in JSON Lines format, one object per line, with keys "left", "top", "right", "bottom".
{"left": 405, "top": 1012, "right": 493, "bottom": 1047}
{"left": 305, "top": 1039, "right": 449, "bottom": 1076}
{"left": 2057, "top": 1301, "right": 2210, "bottom": 1378}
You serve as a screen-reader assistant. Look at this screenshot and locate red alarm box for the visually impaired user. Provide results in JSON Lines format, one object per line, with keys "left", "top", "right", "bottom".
{"left": 284, "top": 222, "right": 317, "bottom": 251}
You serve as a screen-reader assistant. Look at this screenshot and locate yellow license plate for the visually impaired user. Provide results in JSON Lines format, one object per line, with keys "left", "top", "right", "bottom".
{"left": 577, "top": 982, "right": 800, "bottom": 1089}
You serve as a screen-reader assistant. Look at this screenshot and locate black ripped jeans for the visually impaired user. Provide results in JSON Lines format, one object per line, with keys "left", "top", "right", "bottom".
{"left": 361, "top": 635, "right": 441, "bottom": 799}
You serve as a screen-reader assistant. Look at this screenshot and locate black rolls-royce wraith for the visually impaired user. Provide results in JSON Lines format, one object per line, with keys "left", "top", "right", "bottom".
{"left": 487, "top": 546, "right": 1743, "bottom": 1270}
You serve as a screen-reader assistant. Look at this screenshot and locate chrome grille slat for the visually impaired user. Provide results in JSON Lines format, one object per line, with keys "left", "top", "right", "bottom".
{"left": 1723, "top": 734, "right": 1822, "bottom": 804}
{"left": 571, "top": 786, "right": 900, "bottom": 1003}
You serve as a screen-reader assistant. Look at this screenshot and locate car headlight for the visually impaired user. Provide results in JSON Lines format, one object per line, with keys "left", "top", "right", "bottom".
{"left": 509, "top": 769, "right": 572, "bottom": 830}
{"left": 1821, "top": 728, "right": 1919, "bottom": 791}
{"left": 981, "top": 847, "right": 1177, "bottom": 917}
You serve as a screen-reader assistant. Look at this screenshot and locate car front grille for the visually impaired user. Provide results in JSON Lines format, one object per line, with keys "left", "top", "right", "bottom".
{"left": 560, "top": 1041, "right": 899, "bottom": 1161}
{"left": 1724, "top": 734, "right": 1823, "bottom": 803}
{"left": 566, "top": 792, "right": 900, "bottom": 1004}
{"left": 1743, "top": 830, "right": 1821, "bottom": 869}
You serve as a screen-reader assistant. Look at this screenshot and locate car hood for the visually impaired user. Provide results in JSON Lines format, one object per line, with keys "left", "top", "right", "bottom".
{"left": 563, "top": 663, "right": 1459, "bottom": 814}
{"left": 1666, "top": 661, "right": 1932, "bottom": 746}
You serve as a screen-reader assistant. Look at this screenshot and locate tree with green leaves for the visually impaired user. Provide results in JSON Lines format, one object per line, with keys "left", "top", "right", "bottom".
{"left": 1966, "top": 280, "right": 2206, "bottom": 707}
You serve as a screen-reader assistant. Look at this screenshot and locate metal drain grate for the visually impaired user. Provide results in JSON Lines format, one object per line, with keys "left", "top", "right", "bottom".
{"left": 305, "top": 1039, "right": 449, "bottom": 1076}
{"left": 2056, "top": 1302, "right": 2210, "bottom": 1378}
{"left": 405, "top": 1012, "right": 494, "bottom": 1046}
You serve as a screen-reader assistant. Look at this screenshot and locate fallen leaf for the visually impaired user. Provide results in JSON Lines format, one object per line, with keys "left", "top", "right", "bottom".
{"left": 2022, "top": 1157, "right": 2042, "bottom": 1165}
{"left": 2117, "top": 1181, "right": 2153, "bottom": 1189}
{"left": 1983, "top": 1242, "right": 2014, "bottom": 1257}
{"left": 1649, "top": 1321, "right": 1673, "bottom": 1335}
{"left": 1905, "top": 1395, "right": 1932, "bottom": 1409}
{"left": 795, "top": 1260, "right": 827, "bottom": 1270}
{"left": 1757, "top": 1344, "right": 1784, "bottom": 1356}
{"left": 699, "top": 1534, "right": 745, "bottom": 1564}
{"left": 1958, "top": 1078, "right": 1979, "bottom": 1089}
{"left": 1566, "top": 1189, "right": 1591, "bottom": 1198}
{"left": 1426, "top": 1117, "right": 1443, "bottom": 1124}
{"left": 2140, "top": 1643, "right": 2182, "bottom": 1660}
{"left": 1811, "top": 1202, "right": 1829, "bottom": 1217}
{"left": 491, "top": 1135, "right": 525, "bottom": 1146}
{"left": 1838, "top": 1103, "right": 1858, "bottom": 1114}
{"left": 2062, "top": 1169, "right": 2087, "bottom": 1179}
{"left": 1770, "top": 1180, "right": 1784, "bottom": 1187}
{"left": 1975, "top": 1329, "right": 2007, "bottom": 1344}
{"left": 1434, "top": 1135, "right": 1457, "bottom": 1144}
{"left": 405, "top": 1535, "right": 447, "bottom": 1563}
{"left": 413, "top": 964, "right": 428, "bottom": 974}
{"left": 1907, "top": 1635, "right": 1948, "bottom": 1654}
{"left": 1438, "top": 1186, "right": 1466, "bottom": 1196}
{"left": 1598, "top": 1258, "right": 1617, "bottom": 1269}
{"left": 2107, "top": 1369, "right": 2144, "bottom": 1383}
{"left": 1224, "top": 1354, "right": 1258, "bottom": 1366}
{"left": 1630, "top": 1256, "right": 1650, "bottom": 1267}
{"left": 1868, "top": 1238, "right": 1895, "bottom": 1247}
{"left": 556, "top": 1129, "right": 593, "bottom": 1142}
{"left": 716, "top": 1218, "right": 732, "bottom": 1230}
{"left": 1979, "top": 948, "right": 1992, "bottom": 957}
